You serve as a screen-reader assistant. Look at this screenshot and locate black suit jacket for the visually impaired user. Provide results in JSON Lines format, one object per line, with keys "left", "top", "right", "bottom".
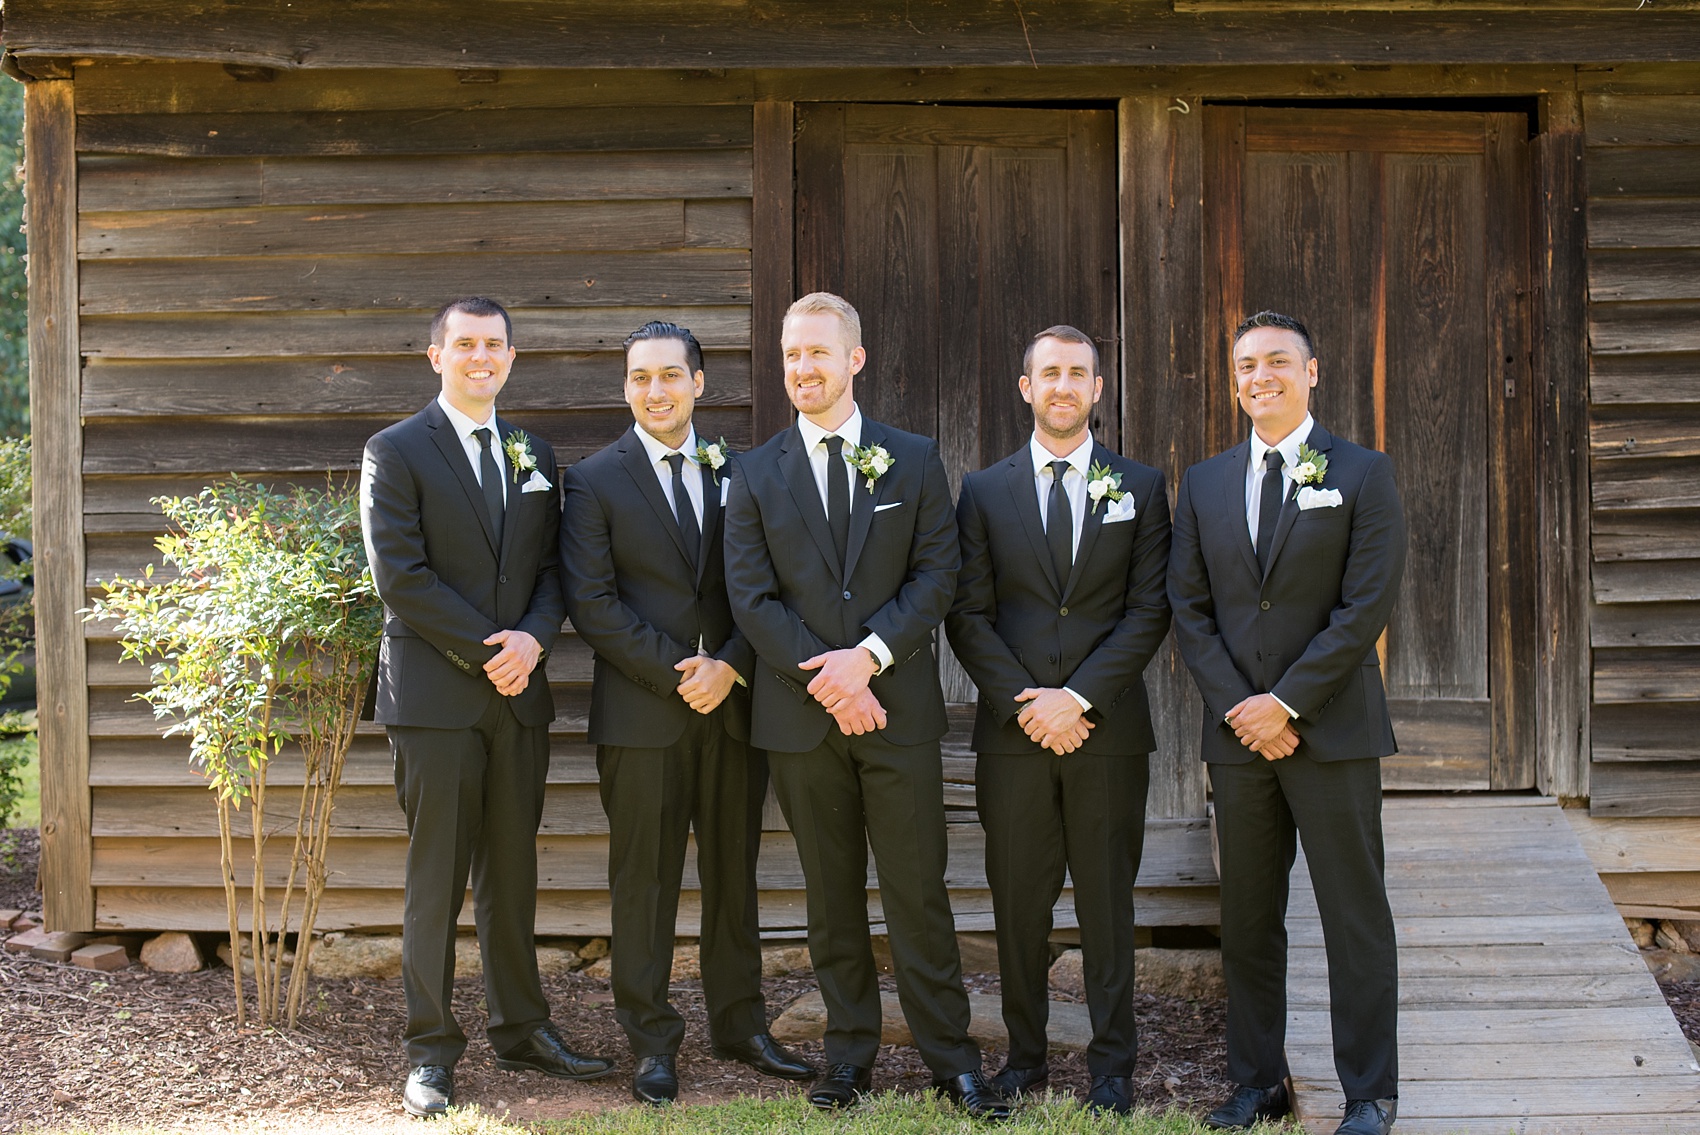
{"left": 560, "top": 426, "right": 754, "bottom": 748}
{"left": 947, "top": 443, "right": 1172, "bottom": 756}
{"left": 1167, "top": 423, "right": 1406, "bottom": 764}
{"left": 724, "top": 418, "right": 959, "bottom": 753}
{"left": 360, "top": 399, "right": 565, "bottom": 729}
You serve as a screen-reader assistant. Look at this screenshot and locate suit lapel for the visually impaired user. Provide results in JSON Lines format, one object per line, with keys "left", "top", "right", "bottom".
{"left": 697, "top": 459, "right": 723, "bottom": 586}
{"left": 493, "top": 415, "right": 527, "bottom": 568}
{"left": 1219, "top": 440, "right": 1261, "bottom": 584}
{"left": 427, "top": 401, "right": 500, "bottom": 556}
{"left": 616, "top": 427, "right": 692, "bottom": 569}
{"left": 1004, "top": 452, "right": 1061, "bottom": 596}
{"left": 779, "top": 425, "right": 843, "bottom": 585}
{"left": 841, "top": 421, "right": 883, "bottom": 584}
{"left": 1262, "top": 424, "right": 1333, "bottom": 580}
{"left": 1062, "top": 443, "right": 1112, "bottom": 603}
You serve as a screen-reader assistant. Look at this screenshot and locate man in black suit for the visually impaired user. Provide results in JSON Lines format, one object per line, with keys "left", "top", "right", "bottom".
{"left": 361, "top": 297, "right": 615, "bottom": 1118}
{"left": 723, "top": 292, "right": 1008, "bottom": 1120}
{"left": 1168, "top": 312, "right": 1406, "bottom": 1135}
{"left": 560, "top": 321, "right": 814, "bottom": 1104}
{"left": 946, "top": 325, "right": 1172, "bottom": 1115}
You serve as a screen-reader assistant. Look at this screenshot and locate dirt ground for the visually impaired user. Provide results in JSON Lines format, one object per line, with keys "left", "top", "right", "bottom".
{"left": 0, "top": 831, "right": 1233, "bottom": 1133}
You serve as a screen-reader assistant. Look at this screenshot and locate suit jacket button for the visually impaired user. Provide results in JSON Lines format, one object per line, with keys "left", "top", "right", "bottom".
{"left": 842, "top": 590, "right": 852, "bottom": 600}
{"left": 499, "top": 574, "right": 508, "bottom": 584}
{"left": 1059, "top": 606, "right": 1068, "bottom": 616}
{"left": 1260, "top": 600, "right": 1271, "bottom": 610}
{"left": 1048, "top": 653, "right": 1058, "bottom": 664}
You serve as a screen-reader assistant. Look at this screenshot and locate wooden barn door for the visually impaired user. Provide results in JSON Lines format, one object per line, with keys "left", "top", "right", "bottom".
{"left": 1205, "top": 107, "right": 1537, "bottom": 791}
{"left": 796, "top": 103, "right": 1118, "bottom": 702}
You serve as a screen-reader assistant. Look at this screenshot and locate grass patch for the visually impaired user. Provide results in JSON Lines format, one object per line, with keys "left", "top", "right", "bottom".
{"left": 525, "top": 1093, "right": 1225, "bottom": 1135}
{"left": 5, "top": 728, "right": 38, "bottom": 827}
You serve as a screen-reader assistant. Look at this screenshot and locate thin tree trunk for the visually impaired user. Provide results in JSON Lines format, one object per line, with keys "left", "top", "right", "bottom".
{"left": 217, "top": 792, "right": 246, "bottom": 1029}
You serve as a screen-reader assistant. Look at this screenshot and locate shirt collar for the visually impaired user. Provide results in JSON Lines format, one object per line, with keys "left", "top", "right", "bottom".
{"left": 796, "top": 403, "right": 864, "bottom": 455}
{"left": 437, "top": 391, "right": 497, "bottom": 442}
{"left": 1250, "top": 413, "right": 1315, "bottom": 471}
{"left": 633, "top": 422, "right": 700, "bottom": 467}
{"left": 1029, "top": 432, "right": 1094, "bottom": 479}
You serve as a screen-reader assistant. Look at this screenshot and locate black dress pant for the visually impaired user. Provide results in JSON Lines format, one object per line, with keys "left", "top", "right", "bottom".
{"left": 1210, "top": 753, "right": 1398, "bottom": 1100}
{"left": 978, "top": 750, "right": 1149, "bottom": 1077}
{"left": 769, "top": 730, "right": 979, "bottom": 1077}
{"left": 597, "top": 710, "right": 769, "bottom": 1057}
{"left": 389, "top": 692, "right": 552, "bottom": 1068}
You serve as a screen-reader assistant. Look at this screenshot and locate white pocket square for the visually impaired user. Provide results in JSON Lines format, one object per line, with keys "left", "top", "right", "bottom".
{"left": 874, "top": 501, "right": 903, "bottom": 513}
{"left": 720, "top": 477, "right": 731, "bottom": 507}
{"left": 520, "top": 470, "right": 553, "bottom": 494}
{"left": 1102, "top": 496, "right": 1137, "bottom": 524}
{"left": 1297, "top": 486, "right": 1342, "bottom": 510}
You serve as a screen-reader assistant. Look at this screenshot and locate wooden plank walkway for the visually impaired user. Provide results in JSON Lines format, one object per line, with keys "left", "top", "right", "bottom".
{"left": 1285, "top": 795, "right": 1700, "bottom": 1134}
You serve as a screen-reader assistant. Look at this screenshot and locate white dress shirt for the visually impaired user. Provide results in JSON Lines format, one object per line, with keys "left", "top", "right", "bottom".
{"left": 1244, "top": 412, "right": 1314, "bottom": 549}
{"left": 1030, "top": 432, "right": 1092, "bottom": 560}
{"left": 1029, "top": 432, "right": 1095, "bottom": 713}
{"left": 793, "top": 404, "right": 895, "bottom": 674}
{"left": 437, "top": 392, "right": 509, "bottom": 505}
{"left": 633, "top": 423, "right": 706, "bottom": 530}
{"left": 1241, "top": 412, "right": 1313, "bottom": 721}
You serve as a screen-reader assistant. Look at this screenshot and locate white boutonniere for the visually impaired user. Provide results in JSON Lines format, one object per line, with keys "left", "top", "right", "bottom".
{"left": 694, "top": 436, "right": 731, "bottom": 483}
{"left": 1292, "top": 443, "right": 1328, "bottom": 488}
{"left": 503, "top": 430, "right": 538, "bottom": 485}
{"left": 849, "top": 442, "right": 894, "bottom": 493}
{"left": 1086, "top": 461, "right": 1127, "bottom": 514}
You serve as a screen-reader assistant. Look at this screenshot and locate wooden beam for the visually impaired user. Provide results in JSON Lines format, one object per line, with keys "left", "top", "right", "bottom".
{"left": 1534, "top": 90, "right": 1591, "bottom": 801}
{"left": 1120, "top": 94, "right": 1207, "bottom": 820}
{"left": 6, "top": 2, "right": 1698, "bottom": 69}
{"left": 750, "top": 100, "right": 793, "bottom": 447}
{"left": 26, "top": 78, "right": 93, "bottom": 931}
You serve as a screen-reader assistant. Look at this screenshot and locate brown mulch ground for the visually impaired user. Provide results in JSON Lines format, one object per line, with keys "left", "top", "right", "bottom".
{"left": 0, "top": 830, "right": 1233, "bottom": 1133}
{"left": 1666, "top": 979, "right": 1700, "bottom": 1051}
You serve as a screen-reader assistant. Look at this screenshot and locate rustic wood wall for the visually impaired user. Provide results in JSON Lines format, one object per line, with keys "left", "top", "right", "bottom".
{"left": 1586, "top": 88, "right": 1700, "bottom": 818}
{"left": 65, "top": 62, "right": 1220, "bottom": 935}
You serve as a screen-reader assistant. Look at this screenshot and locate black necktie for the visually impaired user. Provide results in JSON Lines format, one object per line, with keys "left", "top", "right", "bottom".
{"left": 1046, "top": 459, "right": 1073, "bottom": 585}
{"left": 664, "top": 452, "right": 700, "bottom": 571}
{"left": 825, "top": 435, "right": 850, "bottom": 571}
{"left": 1255, "top": 447, "right": 1285, "bottom": 571}
{"left": 473, "top": 427, "right": 505, "bottom": 548}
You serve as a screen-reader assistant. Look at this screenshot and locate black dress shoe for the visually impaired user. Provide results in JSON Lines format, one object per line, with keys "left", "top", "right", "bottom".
{"left": 932, "top": 1070, "right": 1012, "bottom": 1121}
{"left": 1205, "top": 1080, "right": 1292, "bottom": 1130}
{"left": 807, "top": 1063, "right": 872, "bottom": 1110}
{"left": 632, "top": 1054, "right": 678, "bottom": 1106}
{"left": 711, "top": 1033, "right": 817, "bottom": 1081}
{"left": 402, "top": 1065, "right": 454, "bottom": 1119}
{"left": 1086, "top": 1075, "right": 1133, "bottom": 1115}
{"left": 1335, "top": 1098, "right": 1397, "bottom": 1135}
{"left": 990, "top": 1063, "right": 1049, "bottom": 1099}
{"left": 494, "top": 1022, "right": 617, "bottom": 1081}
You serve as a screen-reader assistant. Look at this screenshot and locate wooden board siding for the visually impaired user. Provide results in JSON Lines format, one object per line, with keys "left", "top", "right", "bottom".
{"left": 1585, "top": 93, "right": 1700, "bottom": 816}
{"left": 72, "top": 64, "right": 766, "bottom": 933}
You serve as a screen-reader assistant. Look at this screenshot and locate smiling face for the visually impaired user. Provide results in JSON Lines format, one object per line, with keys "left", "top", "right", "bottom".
{"left": 1234, "top": 325, "right": 1318, "bottom": 445}
{"left": 429, "top": 310, "right": 514, "bottom": 422}
{"left": 782, "top": 310, "right": 864, "bottom": 429}
{"left": 1020, "top": 336, "right": 1102, "bottom": 447}
{"left": 625, "top": 336, "right": 703, "bottom": 451}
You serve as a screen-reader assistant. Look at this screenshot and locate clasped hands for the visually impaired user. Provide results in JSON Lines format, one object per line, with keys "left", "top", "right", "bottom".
{"left": 800, "top": 647, "right": 887, "bottom": 735}
{"left": 483, "top": 629, "right": 542, "bottom": 697}
{"left": 1226, "top": 692, "right": 1301, "bottom": 760}
{"left": 1015, "top": 687, "right": 1094, "bottom": 755}
{"left": 675, "top": 654, "right": 739, "bottom": 714}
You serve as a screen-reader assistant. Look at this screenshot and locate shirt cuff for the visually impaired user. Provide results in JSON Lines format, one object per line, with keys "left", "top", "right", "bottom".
{"left": 1063, "top": 686, "right": 1093, "bottom": 712}
{"left": 859, "top": 633, "right": 894, "bottom": 675}
{"left": 1272, "top": 694, "right": 1300, "bottom": 719}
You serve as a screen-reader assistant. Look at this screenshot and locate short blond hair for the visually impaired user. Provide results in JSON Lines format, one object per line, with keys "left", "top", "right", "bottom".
{"left": 785, "top": 291, "right": 862, "bottom": 352}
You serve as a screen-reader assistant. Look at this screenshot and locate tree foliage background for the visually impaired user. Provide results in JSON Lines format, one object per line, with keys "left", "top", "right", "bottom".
{"left": 0, "top": 78, "right": 25, "bottom": 437}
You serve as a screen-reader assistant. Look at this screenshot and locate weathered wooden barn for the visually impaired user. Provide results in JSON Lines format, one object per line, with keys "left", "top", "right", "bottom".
{"left": 8, "top": 2, "right": 1698, "bottom": 938}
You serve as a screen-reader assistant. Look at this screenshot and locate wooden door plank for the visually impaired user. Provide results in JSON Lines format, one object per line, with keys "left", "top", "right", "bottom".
{"left": 27, "top": 78, "right": 93, "bottom": 932}
{"left": 750, "top": 100, "right": 793, "bottom": 447}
